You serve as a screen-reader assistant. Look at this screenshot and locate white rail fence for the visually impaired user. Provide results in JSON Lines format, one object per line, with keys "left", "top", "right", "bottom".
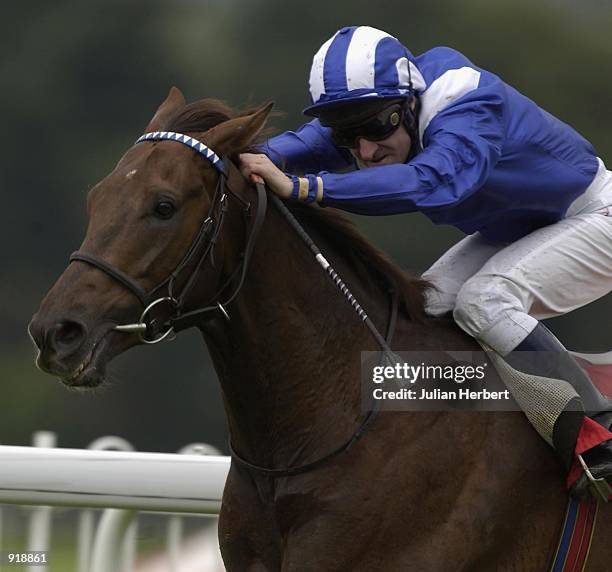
{"left": 0, "top": 432, "right": 231, "bottom": 572}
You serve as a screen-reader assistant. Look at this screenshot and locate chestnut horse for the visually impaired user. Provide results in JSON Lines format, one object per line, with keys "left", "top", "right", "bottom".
{"left": 29, "top": 88, "right": 611, "bottom": 571}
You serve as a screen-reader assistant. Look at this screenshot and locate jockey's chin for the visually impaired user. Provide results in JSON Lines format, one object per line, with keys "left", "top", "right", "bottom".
{"left": 360, "top": 154, "right": 405, "bottom": 168}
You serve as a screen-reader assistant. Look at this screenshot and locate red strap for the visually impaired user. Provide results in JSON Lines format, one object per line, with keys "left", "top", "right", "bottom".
{"left": 567, "top": 417, "right": 612, "bottom": 492}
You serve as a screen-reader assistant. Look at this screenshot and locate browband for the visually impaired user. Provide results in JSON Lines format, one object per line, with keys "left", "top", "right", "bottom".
{"left": 136, "top": 131, "right": 226, "bottom": 175}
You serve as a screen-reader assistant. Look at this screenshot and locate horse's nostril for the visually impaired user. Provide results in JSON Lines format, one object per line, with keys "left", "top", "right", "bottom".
{"left": 49, "top": 320, "right": 86, "bottom": 352}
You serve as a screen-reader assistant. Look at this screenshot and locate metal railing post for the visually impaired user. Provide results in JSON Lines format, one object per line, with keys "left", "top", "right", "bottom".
{"left": 27, "top": 431, "right": 56, "bottom": 572}
{"left": 77, "top": 510, "right": 95, "bottom": 572}
{"left": 120, "top": 516, "right": 137, "bottom": 572}
{"left": 90, "top": 509, "right": 137, "bottom": 572}
{"left": 167, "top": 444, "right": 222, "bottom": 572}
{"left": 79, "top": 437, "right": 135, "bottom": 572}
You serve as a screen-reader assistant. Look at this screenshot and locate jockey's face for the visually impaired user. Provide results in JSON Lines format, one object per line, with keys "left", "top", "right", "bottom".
{"left": 320, "top": 97, "right": 416, "bottom": 168}
{"left": 350, "top": 125, "right": 412, "bottom": 167}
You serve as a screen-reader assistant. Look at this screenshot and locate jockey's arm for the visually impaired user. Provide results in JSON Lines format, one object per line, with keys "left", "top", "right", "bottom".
{"left": 239, "top": 120, "right": 354, "bottom": 197}
{"left": 310, "top": 89, "right": 505, "bottom": 213}
{"left": 241, "top": 87, "right": 505, "bottom": 212}
{"left": 261, "top": 119, "right": 354, "bottom": 174}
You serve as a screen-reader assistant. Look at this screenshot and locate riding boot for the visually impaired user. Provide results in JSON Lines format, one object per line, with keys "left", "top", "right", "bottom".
{"left": 506, "top": 323, "right": 612, "bottom": 498}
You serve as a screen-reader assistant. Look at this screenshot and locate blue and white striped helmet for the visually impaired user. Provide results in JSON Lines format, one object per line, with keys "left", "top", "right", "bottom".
{"left": 304, "top": 26, "right": 425, "bottom": 117}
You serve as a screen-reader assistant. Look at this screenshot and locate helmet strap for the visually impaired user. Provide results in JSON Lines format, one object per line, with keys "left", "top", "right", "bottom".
{"left": 403, "top": 96, "right": 422, "bottom": 161}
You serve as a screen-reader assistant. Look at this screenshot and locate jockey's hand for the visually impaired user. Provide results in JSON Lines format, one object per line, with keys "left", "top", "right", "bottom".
{"left": 239, "top": 153, "right": 293, "bottom": 199}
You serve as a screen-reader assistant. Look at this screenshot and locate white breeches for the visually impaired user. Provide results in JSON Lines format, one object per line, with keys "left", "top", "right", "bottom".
{"left": 423, "top": 159, "right": 612, "bottom": 355}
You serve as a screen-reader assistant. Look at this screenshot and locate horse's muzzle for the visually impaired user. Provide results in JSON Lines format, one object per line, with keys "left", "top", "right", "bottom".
{"left": 28, "top": 313, "right": 108, "bottom": 387}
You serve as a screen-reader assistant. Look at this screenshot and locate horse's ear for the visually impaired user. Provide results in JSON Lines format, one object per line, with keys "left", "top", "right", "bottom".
{"left": 144, "top": 87, "right": 186, "bottom": 132}
{"left": 204, "top": 102, "right": 274, "bottom": 154}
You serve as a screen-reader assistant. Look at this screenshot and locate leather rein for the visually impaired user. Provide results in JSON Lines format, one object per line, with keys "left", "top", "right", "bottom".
{"left": 69, "top": 131, "right": 398, "bottom": 478}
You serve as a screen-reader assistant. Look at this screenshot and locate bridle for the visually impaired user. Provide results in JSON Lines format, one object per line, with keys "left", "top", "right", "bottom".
{"left": 70, "top": 131, "right": 268, "bottom": 344}
{"left": 70, "top": 130, "right": 399, "bottom": 478}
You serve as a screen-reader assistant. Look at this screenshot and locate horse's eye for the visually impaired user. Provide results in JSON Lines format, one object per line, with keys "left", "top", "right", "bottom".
{"left": 154, "top": 201, "right": 176, "bottom": 219}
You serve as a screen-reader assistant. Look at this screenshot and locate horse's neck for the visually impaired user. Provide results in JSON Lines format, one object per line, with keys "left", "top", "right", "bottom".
{"left": 201, "top": 206, "right": 393, "bottom": 469}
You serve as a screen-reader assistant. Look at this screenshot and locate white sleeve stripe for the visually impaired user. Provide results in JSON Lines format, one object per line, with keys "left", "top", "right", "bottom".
{"left": 418, "top": 67, "right": 482, "bottom": 144}
{"left": 345, "top": 27, "right": 392, "bottom": 91}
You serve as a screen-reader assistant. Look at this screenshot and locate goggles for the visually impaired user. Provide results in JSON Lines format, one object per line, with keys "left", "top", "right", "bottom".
{"left": 326, "top": 104, "right": 405, "bottom": 149}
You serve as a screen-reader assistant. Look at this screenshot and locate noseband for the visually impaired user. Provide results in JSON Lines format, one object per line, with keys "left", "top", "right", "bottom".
{"left": 70, "top": 132, "right": 267, "bottom": 343}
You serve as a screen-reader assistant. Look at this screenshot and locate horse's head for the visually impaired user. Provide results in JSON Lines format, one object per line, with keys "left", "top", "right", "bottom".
{"left": 29, "top": 87, "right": 272, "bottom": 387}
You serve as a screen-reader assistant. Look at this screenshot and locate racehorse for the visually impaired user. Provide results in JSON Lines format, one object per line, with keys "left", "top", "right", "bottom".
{"left": 29, "top": 88, "right": 611, "bottom": 571}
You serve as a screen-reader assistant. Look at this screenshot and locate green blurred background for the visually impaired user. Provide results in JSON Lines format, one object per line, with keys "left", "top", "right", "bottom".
{"left": 3, "top": 0, "right": 612, "bottom": 453}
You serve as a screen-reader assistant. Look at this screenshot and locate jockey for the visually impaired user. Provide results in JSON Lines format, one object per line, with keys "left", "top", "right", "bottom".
{"left": 239, "top": 25, "right": 612, "bottom": 498}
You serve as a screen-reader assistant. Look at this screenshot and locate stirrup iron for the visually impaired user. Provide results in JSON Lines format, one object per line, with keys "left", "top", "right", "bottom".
{"left": 578, "top": 454, "right": 611, "bottom": 502}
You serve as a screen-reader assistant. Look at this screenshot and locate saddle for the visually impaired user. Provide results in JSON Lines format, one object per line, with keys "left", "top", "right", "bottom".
{"left": 571, "top": 351, "right": 612, "bottom": 398}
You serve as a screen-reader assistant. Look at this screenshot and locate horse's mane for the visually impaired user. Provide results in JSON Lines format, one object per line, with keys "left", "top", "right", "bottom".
{"left": 166, "top": 99, "right": 240, "bottom": 133}
{"left": 288, "top": 203, "right": 430, "bottom": 322}
{"left": 164, "top": 98, "right": 430, "bottom": 322}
